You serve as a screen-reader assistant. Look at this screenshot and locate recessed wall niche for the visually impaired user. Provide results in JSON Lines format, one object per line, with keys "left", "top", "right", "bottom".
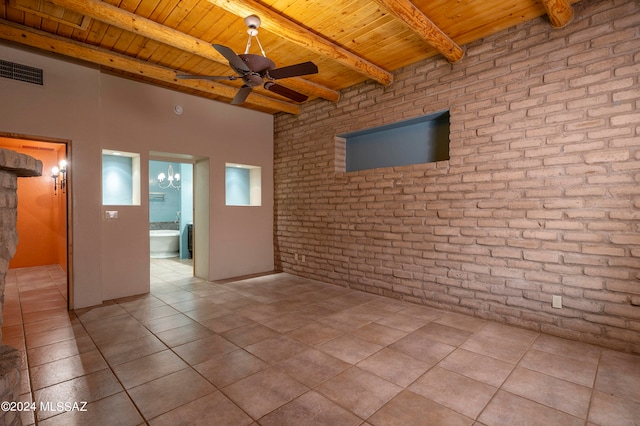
{"left": 102, "top": 149, "right": 141, "bottom": 205}
{"left": 338, "top": 110, "right": 450, "bottom": 172}
{"left": 225, "top": 163, "right": 261, "bottom": 206}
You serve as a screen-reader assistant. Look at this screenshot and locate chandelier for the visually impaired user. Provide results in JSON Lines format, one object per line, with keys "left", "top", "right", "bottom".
{"left": 158, "top": 164, "right": 180, "bottom": 190}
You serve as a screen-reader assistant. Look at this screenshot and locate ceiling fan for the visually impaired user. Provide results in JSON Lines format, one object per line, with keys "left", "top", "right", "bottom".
{"left": 176, "top": 15, "right": 318, "bottom": 105}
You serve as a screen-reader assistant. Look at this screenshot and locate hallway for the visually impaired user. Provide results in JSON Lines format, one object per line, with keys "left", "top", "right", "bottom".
{"left": 2, "top": 261, "right": 639, "bottom": 425}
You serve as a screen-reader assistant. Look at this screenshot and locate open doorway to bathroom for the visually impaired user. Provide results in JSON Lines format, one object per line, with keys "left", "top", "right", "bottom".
{"left": 0, "top": 132, "right": 72, "bottom": 311}
{"left": 149, "top": 160, "right": 193, "bottom": 258}
{"left": 148, "top": 152, "right": 209, "bottom": 285}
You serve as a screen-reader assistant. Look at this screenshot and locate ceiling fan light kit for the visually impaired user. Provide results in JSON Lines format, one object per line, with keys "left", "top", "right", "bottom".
{"left": 175, "top": 15, "right": 317, "bottom": 106}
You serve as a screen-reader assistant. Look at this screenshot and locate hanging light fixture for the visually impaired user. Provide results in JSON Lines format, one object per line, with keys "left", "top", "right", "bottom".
{"left": 51, "top": 159, "right": 67, "bottom": 195}
{"left": 158, "top": 164, "right": 180, "bottom": 190}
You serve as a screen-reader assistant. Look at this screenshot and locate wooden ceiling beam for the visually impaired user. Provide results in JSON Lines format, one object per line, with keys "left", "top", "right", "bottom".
{"left": 541, "top": 0, "right": 574, "bottom": 28}
{"left": 207, "top": 0, "right": 394, "bottom": 86}
{"left": 0, "top": 19, "right": 300, "bottom": 114}
{"left": 371, "top": 0, "right": 464, "bottom": 63}
{"left": 46, "top": 0, "right": 339, "bottom": 102}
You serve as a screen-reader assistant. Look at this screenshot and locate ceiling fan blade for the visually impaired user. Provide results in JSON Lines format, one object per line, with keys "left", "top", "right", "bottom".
{"left": 212, "top": 44, "right": 250, "bottom": 74}
{"left": 231, "top": 86, "right": 253, "bottom": 105}
{"left": 264, "top": 82, "right": 309, "bottom": 103}
{"left": 175, "top": 75, "right": 238, "bottom": 81}
{"left": 268, "top": 62, "right": 318, "bottom": 79}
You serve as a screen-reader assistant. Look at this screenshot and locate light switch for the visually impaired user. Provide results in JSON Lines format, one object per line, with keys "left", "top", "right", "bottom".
{"left": 105, "top": 210, "right": 118, "bottom": 219}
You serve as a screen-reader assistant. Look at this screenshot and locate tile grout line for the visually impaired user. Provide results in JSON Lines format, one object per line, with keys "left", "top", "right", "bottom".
{"left": 73, "top": 307, "right": 151, "bottom": 425}
{"left": 583, "top": 349, "right": 604, "bottom": 426}
{"left": 471, "top": 325, "right": 541, "bottom": 424}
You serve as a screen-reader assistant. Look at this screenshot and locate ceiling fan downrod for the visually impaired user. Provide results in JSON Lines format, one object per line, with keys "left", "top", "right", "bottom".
{"left": 244, "top": 15, "right": 266, "bottom": 57}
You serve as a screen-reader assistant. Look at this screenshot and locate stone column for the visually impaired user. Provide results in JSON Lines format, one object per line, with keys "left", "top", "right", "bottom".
{"left": 0, "top": 147, "right": 42, "bottom": 426}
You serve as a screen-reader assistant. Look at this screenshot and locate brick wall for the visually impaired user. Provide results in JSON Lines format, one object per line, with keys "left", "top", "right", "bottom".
{"left": 274, "top": 0, "right": 640, "bottom": 353}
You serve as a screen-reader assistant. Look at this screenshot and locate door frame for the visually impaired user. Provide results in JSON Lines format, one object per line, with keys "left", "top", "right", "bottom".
{"left": 0, "top": 131, "right": 73, "bottom": 309}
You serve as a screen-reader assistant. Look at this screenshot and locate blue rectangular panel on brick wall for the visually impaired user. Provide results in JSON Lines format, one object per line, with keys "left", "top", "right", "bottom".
{"left": 343, "top": 110, "right": 450, "bottom": 172}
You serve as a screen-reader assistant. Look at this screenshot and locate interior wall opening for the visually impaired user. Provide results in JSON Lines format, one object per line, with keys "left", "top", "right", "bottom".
{"left": 149, "top": 152, "right": 209, "bottom": 283}
{"left": 0, "top": 133, "right": 72, "bottom": 309}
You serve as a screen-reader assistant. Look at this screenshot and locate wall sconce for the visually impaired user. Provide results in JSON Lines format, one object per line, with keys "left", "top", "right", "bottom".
{"left": 158, "top": 164, "right": 180, "bottom": 190}
{"left": 51, "top": 159, "right": 67, "bottom": 195}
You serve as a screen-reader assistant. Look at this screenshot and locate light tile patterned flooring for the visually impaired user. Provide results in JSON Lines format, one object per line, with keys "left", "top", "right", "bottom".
{"left": 2, "top": 260, "right": 640, "bottom": 425}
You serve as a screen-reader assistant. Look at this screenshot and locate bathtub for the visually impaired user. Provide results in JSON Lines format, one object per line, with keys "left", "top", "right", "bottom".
{"left": 150, "top": 230, "right": 180, "bottom": 258}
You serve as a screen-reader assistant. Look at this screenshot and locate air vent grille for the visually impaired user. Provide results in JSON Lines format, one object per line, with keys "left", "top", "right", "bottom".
{"left": 0, "top": 59, "right": 44, "bottom": 85}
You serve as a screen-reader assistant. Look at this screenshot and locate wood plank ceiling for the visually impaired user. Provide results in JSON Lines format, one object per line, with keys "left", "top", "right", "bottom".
{"left": 0, "top": 0, "right": 581, "bottom": 115}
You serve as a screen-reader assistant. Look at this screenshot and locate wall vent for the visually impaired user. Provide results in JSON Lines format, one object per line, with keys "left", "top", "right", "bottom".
{"left": 0, "top": 60, "right": 44, "bottom": 85}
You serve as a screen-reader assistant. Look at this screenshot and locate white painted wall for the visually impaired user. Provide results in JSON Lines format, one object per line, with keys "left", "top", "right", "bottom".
{"left": 0, "top": 42, "right": 274, "bottom": 308}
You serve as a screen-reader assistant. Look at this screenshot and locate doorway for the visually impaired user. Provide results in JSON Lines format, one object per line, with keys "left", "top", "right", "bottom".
{"left": 149, "top": 152, "right": 209, "bottom": 284}
{"left": 0, "top": 132, "right": 72, "bottom": 309}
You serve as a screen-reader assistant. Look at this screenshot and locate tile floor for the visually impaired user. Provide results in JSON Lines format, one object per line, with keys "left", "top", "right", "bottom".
{"left": 2, "top": 259, "right": 640, "bottom": 425}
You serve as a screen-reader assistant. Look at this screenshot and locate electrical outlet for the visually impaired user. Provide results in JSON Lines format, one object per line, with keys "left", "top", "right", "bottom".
{"left": 294, "top": 253, "right": 299, "bottom": 261}
{"left": 105, "top": 210, "right": 118, "bottom": 219}
{"left": 301, "top": 255, "right": 306, "bottom": 262}
{"left": 552, "top": 295, "right": 562, "bottom": 309}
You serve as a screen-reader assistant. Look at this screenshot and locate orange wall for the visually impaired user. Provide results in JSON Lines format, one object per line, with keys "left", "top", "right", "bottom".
{"left": 7, "top": 145, "right": 67, "bottom": 270}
